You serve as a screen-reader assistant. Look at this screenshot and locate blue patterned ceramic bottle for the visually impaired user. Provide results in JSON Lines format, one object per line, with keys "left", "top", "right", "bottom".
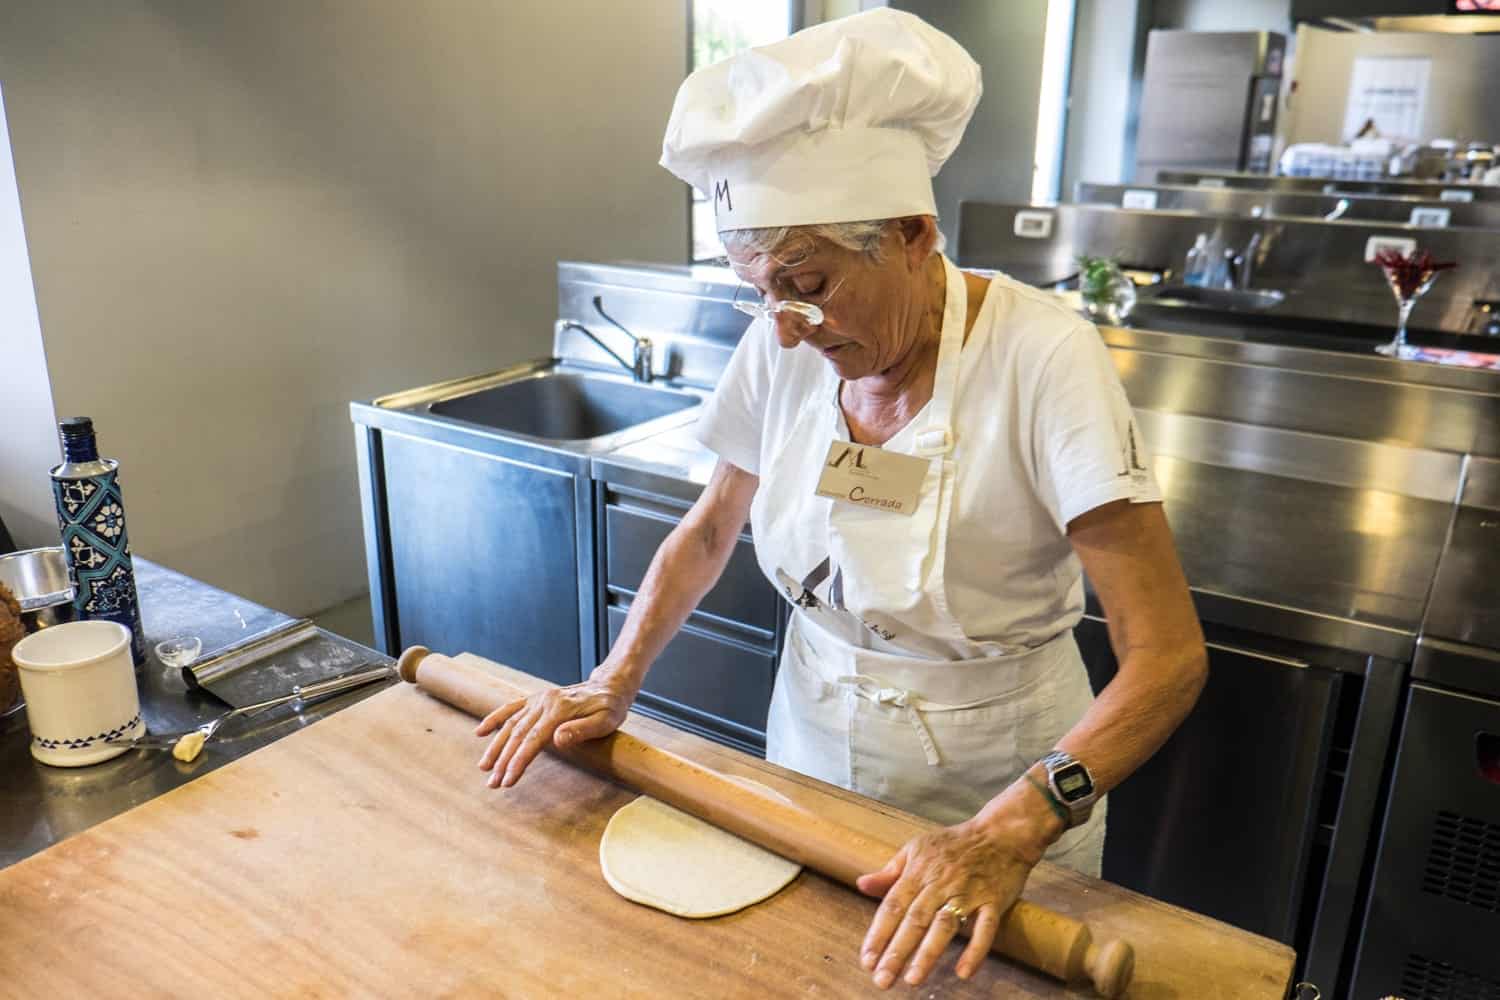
{"left": 51, "top": 417, "right": 146, "bottom": 665}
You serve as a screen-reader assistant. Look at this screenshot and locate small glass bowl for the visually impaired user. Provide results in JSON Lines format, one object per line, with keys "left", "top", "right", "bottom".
{"left": 154, "top": 636, "right": 203, "bottom": 669}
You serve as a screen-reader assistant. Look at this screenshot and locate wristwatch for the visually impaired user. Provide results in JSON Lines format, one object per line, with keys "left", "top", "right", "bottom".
{"left": 1039, "top": 750, "right": 1098, "bottom": 828}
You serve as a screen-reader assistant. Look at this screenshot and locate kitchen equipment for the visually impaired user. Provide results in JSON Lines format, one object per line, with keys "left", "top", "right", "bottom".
{"left": 0, "top": 546, "right": 76, "bottom": 632}
{"left": 1134, "top": 30, "right": 1285, "bottom": 181}
{"left": 399, "top": 646, "right": 1135, "bottom": 995}
{"left": 1349, "top": 680, "right": 1500, "bottom": 997}
{"left": 109, "top": 665, "right": 392, "bottom": 753}
{"left": 0, "top": 653, "right": 1297, "bottom": 997}
{"left": 424, "top": 369, "right": 698, "bottom": 445}
{"left": 11, "top": 620, "right": 144, "bottom": 767}
{"left": 181, "top": 619, "right": 382, "bottom": 710}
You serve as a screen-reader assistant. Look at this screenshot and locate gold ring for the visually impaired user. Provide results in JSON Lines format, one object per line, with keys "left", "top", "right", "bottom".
{"left": 938, "top": 901, "right": 969, "bottom": 925}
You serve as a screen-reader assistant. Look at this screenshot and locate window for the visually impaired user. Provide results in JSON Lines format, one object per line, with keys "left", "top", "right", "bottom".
{"left": 688, "top": 0, "right": 795, "bottom": 263}
{"left": 1031, "top": 0, "right": 1077, "bottom": 204}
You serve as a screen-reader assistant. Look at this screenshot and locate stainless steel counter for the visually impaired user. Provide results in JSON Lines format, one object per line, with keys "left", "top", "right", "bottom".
{"left": 1155, "top": 455, "right": 1447, "bottom": 661}
{"left": 1, "top": 559, "right": 395, "bottom": 869}
{"left": 1422, "top": 458, "right": 1500, "bottom": 653}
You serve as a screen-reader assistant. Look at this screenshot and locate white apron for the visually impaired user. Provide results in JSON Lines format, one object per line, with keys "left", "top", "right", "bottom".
{"left": 751, "top": 256, "right": 1105, "bottom": 873}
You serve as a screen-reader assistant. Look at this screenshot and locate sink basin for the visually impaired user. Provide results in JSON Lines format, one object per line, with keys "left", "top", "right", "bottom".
{"left": 1140, "top": 285, "right": 1286, "bottom": 312}
{"left": 422, "top": 368, "right": 701, "bottom": 450}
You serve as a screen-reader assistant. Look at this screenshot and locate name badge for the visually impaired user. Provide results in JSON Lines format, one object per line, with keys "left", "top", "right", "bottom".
{"left": 815, "top": 440, "right": 930, "bottom": 516}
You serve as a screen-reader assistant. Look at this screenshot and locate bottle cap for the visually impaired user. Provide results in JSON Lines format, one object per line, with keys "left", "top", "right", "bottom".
{"left": 58, "top": 417, "right": 99, "bottom": 463}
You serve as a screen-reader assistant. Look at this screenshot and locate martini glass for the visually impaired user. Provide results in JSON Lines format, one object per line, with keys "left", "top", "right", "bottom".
{"left": 1374, "top": 251, "right": 1455, "bottom": 358}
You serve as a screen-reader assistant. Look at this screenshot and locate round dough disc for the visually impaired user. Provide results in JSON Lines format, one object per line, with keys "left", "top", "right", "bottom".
{"left": 599, "top": 776, "right": 802, "bottom": 918}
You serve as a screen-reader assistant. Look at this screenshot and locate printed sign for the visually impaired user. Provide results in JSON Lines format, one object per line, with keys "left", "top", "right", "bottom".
{"left": 1343, "top": 56, "right": 1431, "bottom": 143}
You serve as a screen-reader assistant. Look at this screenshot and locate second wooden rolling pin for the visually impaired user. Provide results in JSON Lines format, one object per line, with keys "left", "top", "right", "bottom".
{"left": 397, "top": 645, "right": 1134, "bottom": 998}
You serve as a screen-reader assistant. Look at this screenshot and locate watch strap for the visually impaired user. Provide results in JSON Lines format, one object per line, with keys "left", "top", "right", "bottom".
{"left": 1022, "top": 770, "right": 1071, "bottom": 827}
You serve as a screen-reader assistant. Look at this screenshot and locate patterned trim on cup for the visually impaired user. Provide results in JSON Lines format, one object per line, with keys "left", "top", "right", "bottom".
{"left": 33, "top": 714, "right": 143, "bottom": 751}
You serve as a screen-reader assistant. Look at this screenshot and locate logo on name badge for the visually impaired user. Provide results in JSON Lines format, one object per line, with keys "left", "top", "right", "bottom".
{"left": 826, "top": 446, "right": 869, "bottom": 472}
{"left": 713, "top": 179, "right": 732, "bottom": 212}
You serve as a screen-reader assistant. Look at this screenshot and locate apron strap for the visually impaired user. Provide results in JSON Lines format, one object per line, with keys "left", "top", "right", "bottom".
{"left": 838, "top": 665, "right": 1032, "bottom": 769}
{"left": 912, "top": 255, "right": 969, "bottom": 459}
{"left": 839, "top": 674, "right": 945, "bottom": 767}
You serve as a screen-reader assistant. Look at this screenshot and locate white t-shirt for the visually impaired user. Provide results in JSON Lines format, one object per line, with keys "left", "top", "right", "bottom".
{"left": 696, "top": 270, "right": 1162, "bottom": 653}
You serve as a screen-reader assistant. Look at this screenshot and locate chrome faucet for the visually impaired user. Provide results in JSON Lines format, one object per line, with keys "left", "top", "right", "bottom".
{"left": 563, "top": 297, "right": 654, "bottom": 383}
{"left": 1230, "top": 232, "right": 1264, "bottom": 290}
{"left": 1323, "top": 198, "right": 1351, "bottom": 221}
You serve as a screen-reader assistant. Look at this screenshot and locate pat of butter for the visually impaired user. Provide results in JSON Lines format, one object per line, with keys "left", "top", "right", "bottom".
{"left": 172, "top": 731, "right": 207, "bottom": 762}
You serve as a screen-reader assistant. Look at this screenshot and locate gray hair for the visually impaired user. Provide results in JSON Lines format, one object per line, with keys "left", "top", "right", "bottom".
{"left": 721, "top": 218, "right": 945, "bottom": 267}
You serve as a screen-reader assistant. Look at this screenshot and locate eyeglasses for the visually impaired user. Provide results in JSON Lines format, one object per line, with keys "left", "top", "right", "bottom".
{"left": 731, "top": 276, "right": 845, "bottom": 328}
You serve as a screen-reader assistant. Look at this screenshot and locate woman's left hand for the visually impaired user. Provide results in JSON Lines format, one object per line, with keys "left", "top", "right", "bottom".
{"left": 854, "top": 812, "right": 1047, "bottom": 989}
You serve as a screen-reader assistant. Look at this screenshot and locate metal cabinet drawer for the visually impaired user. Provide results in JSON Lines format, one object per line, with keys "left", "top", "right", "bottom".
{"left": 1350, "top": 683, "right": 1500, "bottom": 999}
{"left": 607, "top": 606, "right": 773, "bottom": 752}
{"left": 1075, "top": 615, "right": 1341, "bottom": 943}
{"left": 604, "top": 502, "right": 778, "bottom": 637}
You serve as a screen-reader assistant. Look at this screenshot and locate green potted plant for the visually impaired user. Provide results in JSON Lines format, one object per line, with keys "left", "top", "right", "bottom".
{"left": 1077, "top": 254, "right": 1137, "bottom": 326}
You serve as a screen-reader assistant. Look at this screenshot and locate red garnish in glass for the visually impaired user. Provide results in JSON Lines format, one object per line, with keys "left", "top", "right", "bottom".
{"left": 1374, "top": 248, "right": 1457, "bottom": 299}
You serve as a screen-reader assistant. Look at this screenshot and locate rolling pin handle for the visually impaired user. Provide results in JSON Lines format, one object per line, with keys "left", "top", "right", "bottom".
{"left": 396, "top": 646, "right": 431, "bottom": 684}
{"left": 1085, "top": 938, "right": 1135, "bottom": 999}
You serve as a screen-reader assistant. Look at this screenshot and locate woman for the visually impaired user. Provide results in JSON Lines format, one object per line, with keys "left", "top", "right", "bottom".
{"left": 478, "top": 10, "right": 1207, "bottom": 990}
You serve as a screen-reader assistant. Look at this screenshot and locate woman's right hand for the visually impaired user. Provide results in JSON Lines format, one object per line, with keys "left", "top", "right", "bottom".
{"left": 475, "top": 671, "right": 636, "bottom": 789}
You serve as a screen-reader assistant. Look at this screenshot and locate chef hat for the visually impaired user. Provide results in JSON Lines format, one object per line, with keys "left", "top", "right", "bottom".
{"left": 660, "top": 9, "right": 982, "bottom": 233}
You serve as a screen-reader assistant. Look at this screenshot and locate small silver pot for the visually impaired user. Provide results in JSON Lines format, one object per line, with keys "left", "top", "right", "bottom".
{"left": 0, "top": 547, "right": 77, "bottom": 632}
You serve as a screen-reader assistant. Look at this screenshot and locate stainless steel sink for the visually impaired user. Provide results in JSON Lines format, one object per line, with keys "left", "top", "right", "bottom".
{"left": 1140, "top": 285, "right": 1286, "bottom": 312}
{"left": 376, "top": 362, "right": 704, "bottom": 454}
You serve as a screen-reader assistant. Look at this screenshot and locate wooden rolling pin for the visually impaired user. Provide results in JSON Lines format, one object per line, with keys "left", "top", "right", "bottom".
{"left": 398, "top": 646, "right": 1135, "bottom": 998}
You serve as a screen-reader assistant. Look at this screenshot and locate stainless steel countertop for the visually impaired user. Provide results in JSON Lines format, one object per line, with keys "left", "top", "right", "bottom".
{"left": 594, "top": 427, "right": 1450, "bottom": 664}
{"left": 1422, "top": 458, "right": 1500, "bottom": 651}
{"left": 1119, "top": 305, "right": 1500, "bottom": 360}
{"left": 1154, "top": 455, "right": 1449, "bottom": 661}
{"left": 1, "top": 559, "right": 395, "bottom": 869}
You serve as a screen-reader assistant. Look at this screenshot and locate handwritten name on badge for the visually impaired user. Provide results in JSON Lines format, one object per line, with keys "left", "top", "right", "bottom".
{"left": 815, "top": 441, "right": 930, "bottom": 516}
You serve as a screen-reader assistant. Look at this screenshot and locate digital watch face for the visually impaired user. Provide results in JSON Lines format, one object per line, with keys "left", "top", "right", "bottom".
{"left": 1055, "top": 764, "right": 1094, "bottom": 802}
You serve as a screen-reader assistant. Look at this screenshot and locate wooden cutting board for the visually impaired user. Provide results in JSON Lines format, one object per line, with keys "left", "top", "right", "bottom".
{"left": 0, "top": 654, "right": 1294, "bottom": 998}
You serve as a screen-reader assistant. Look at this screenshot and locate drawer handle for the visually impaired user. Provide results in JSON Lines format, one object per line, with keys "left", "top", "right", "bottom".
{"left": 1481, "top": 732, "right": 1500, "bottom": 786}
{"left": 1203, "top": 640, "right": 1309, "bottom": 670}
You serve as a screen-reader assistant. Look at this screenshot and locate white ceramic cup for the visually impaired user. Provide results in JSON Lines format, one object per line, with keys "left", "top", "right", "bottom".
{"left": 11, "top": 620, "right": 145, "bottom": 767}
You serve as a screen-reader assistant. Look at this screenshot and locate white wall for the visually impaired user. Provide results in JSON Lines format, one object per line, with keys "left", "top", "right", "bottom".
{"left": 0, "top": 1, "right": 688, "bottom": 615}
{"left": 0, "top": 84, "right": 60, "bottom": 550}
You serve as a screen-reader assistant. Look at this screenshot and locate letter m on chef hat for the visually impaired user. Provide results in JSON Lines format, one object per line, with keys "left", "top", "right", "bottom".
{"left": 659, "top": 9, "right": 982, "bottom": 234}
